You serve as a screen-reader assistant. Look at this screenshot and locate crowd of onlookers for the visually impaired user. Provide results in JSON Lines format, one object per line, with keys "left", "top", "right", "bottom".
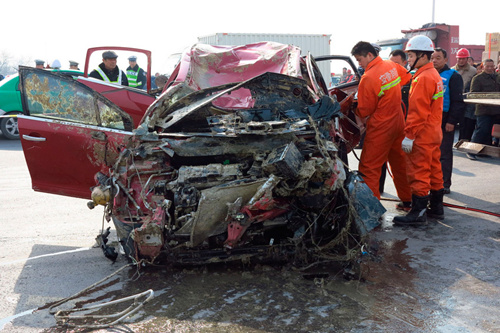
{"left": 0, "top": 58, "right": 165, "bottom": 91}
{"left": 457, "top": 54, "right": 500, "bottom": 152}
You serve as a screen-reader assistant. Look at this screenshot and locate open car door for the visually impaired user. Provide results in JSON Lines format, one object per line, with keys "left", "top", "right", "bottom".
{"left": 83, "top": 46, "right": 152, "bottom": 92}
{"left": 313, "top": 55, "right": 363, "bottom": 152}
{"left": 80, "top": 46, "right": 156, "bottom": 127}
{"left": 17, "top": 66, "right": 134, "bottom": 199}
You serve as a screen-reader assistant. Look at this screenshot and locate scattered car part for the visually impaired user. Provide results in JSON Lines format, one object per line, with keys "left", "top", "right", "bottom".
{"left": 54, "top": 289, "right": 153, "bottom": 329}
{"left": 95, "top": 227, "right": 118, "bottom": 262}
{"left": 345, "top": 172, "right": 386, "bottom": 236}
{"left": 48, "top": 263, "right": 153, "bottom": 329}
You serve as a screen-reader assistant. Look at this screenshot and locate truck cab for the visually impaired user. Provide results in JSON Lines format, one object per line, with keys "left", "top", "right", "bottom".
{"left": 377, "top": 23, "right": 484, "bottom": 67}
{"left": 378, "top": 38, "right": 408, "bottom": 60}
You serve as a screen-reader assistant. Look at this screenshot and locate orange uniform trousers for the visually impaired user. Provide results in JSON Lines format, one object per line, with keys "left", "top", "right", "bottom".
{"left": 405, "top": 143, "right": 443, "bottom": 196}
{"left": 360, "top": 127, "right": 411, "bottom": 200}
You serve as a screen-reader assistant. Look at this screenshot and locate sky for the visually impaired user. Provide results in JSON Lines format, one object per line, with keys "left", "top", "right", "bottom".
{"left": 1, "top": 0, "right": 498, "bottom": 75}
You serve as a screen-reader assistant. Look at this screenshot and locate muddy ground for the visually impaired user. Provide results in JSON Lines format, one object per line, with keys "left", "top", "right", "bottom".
{"left": 1, "top": 137, "right": 499, "bottom": 333}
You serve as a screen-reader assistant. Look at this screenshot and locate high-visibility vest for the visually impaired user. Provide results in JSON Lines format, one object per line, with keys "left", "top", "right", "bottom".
{"left": 126, "top": 67, "right": 141, "bottom": 88}
{"left": 96, "top": 67, "right": 122, "bottom": 84}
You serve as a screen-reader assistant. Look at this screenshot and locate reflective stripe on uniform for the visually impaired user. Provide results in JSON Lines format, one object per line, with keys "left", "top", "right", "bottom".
{"left": 96, "top": 67, "right": 122, "bottom": 84}
{"left": 378, "top": 76, "right": 401, "bottom": 97}
{"left": 433, "top": 91, "right": 443, "bottom": 100}
{"left": 96, "top": 67, "right": 110, "bottom": 82}
{"left": 126, "top": 67, "right": 141, "bottom": 87}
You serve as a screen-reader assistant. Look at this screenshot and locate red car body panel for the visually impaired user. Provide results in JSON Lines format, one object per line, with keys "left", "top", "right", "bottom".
{"left": 168, "top": 43, "right": 303, "bottom": 88}
{"left": 18, "top": 116, "right": 132, "bottom": 199}
{"left": 162, "top": 42, "right": 305, "bottom": 110}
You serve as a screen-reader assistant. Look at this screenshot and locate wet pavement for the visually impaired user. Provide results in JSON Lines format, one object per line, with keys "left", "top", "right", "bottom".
{"left": 1, "top": 137, "right": 499, "bottom": 332}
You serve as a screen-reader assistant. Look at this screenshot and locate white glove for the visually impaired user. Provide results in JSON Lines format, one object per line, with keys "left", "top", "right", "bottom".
{"left": 402, "top": 137, "right": 414, "bottom": 153}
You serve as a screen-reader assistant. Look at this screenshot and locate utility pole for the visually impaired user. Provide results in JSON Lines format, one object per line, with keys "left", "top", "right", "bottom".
{"left": 432, "top": 0, "right": 435, "bottom": 23}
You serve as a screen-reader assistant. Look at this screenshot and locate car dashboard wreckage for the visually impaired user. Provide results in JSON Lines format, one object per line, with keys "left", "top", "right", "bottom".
{"left": 23, "top": 42, "right": 386, "bottom": 267}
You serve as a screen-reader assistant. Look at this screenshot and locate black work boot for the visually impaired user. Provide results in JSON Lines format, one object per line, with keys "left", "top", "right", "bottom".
{"left": 427, "top": 188, "right": 444, "bottom": 220}
{"left": 393, "top": 194, "right": 429, "bottom": 226}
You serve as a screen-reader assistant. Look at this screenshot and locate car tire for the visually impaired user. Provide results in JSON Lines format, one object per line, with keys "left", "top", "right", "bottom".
{"left": 0, "top": 112, "right": 22, "bottom": 140}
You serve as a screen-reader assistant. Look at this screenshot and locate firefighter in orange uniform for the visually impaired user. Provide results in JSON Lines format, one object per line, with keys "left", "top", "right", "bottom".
{"left": 351, "top": 41, "right": 412, "bottom": 205}
{"left": 393, "top": 35, "right": 445, "bottom": 226}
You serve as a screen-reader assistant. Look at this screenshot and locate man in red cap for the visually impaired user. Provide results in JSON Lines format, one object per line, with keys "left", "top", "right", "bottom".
{"left": 452, "top": 48, "right": 477, "bottom": 143}
{"left": 340, "top": 69, "right": 354, "bottom": 84}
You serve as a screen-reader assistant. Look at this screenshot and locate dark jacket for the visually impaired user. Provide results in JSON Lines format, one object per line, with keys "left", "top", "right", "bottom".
{"left": 438, "top": 65, "right": 465, "bottom": 126}
{"left": 89, "top": 63, "right": 129, "bottom": 86}
{"left": 470, "top": 71, "right": 500, "bottom": 116}
{"left": 463, "top": 79, "right": 476, "bottom": 119}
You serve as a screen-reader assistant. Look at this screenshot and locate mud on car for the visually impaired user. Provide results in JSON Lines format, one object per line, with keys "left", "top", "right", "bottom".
{"left": 0, "top": 69, "right": 85, "bottom": 140}
{"left": 18, "top": 42, "right": 383, "bottom": 268}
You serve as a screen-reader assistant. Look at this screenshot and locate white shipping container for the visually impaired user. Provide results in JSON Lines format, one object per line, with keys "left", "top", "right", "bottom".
{"left": 198, "top": 33, "right": 332, "bottom": 82}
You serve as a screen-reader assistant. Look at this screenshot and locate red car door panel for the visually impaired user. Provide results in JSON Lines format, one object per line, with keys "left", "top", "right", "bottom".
{"left": 19, "top": 117, "right": 132, "bottom": 199}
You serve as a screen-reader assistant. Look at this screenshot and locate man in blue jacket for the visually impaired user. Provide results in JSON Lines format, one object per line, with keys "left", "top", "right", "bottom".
{"left": 431, "top": 47, "right": 465, "bottom": 197}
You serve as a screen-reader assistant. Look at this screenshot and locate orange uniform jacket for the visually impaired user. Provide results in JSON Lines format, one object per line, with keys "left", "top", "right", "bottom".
{"left": 405, "top": 62, "right": 444, "bottom": 195}
{"left": 357, "top": 57, "right": 411, "bottom": 120}
{"left": 356, "top": 56, "right": 412, "bottom": 200}
{"left": 405, "top": 62, "right": 444, "bottom": 144}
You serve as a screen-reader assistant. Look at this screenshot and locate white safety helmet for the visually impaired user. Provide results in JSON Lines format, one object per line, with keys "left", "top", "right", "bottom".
{"left": 51, "top": 59, "right": 61, "bottom": 69}
{"left": 405, "top": 35, "right": 435, "bottom": 52}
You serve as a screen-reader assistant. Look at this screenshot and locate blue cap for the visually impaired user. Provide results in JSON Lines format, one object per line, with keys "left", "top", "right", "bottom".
{"left": 35, "top": 59, "right": 45, "bottom": 65}
{"left": 128, "top": 55, "right": 137, "bottom": 61}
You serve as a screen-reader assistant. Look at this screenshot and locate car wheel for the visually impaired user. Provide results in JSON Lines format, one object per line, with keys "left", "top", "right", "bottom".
{"left": 0, "top": 112, "right": 22, "bottom": 140}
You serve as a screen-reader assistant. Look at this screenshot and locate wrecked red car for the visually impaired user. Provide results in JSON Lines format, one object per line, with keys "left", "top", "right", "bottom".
{"left": 18, "top": 42, "right": 383, "bottom": 267}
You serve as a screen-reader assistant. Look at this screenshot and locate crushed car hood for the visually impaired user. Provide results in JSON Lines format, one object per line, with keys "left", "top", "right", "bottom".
{"left": 143, "top": 42, "right": 316, "bottom": 132}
